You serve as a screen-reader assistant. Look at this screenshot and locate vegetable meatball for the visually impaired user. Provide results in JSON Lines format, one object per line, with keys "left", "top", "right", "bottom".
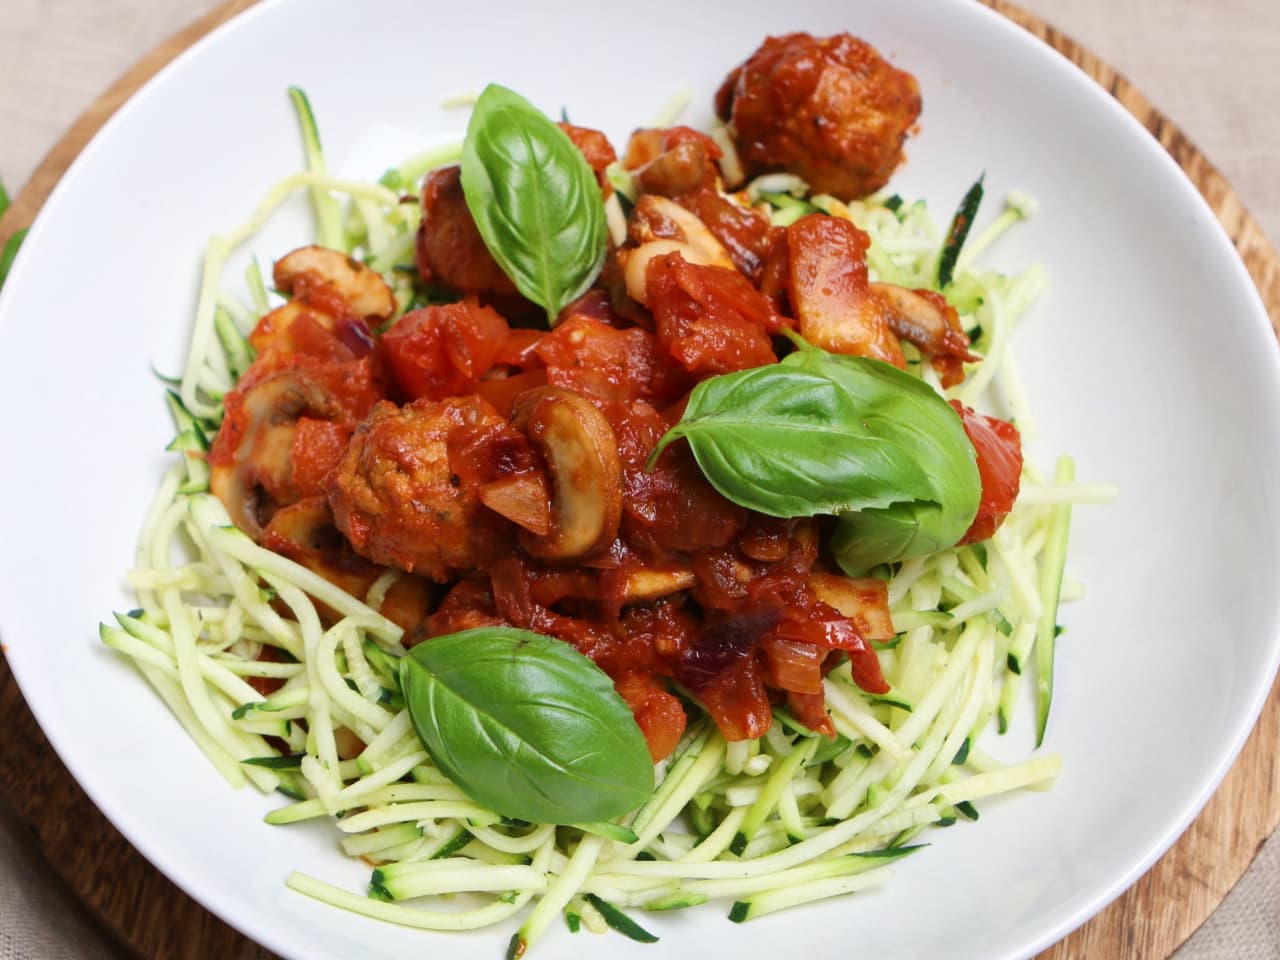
{"left": 715, "top": 32, "right": 921, "bottom": 200}
{"left": 415, "top": 165, "right": 523, "bottom": 305}
{"left": 327, "top": 395, "right": 510, "bottom": 580}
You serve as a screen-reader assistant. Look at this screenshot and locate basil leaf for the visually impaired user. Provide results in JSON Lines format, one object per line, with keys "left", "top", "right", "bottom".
{"left": 652, "top": 352, "right": 980, "bottom": 572}
{"left": 788, "top": 349, "right": 981, "bottom": 571}
{"left": 400, "top": 627, "right": 653, "bottom": 824}
{"left": 0, "top": 178, "right": 9, "bottom": 218}
{"left": 830, "top": 498, "right": 954, "bottom": 574}
{"left": 653, "top": 365, "right": 927, "bottom": 517}
{"left": 0, "top": 227, "right": 27, "bottom": 292}
{"left": 461, "top": 84, "right": 607, "bottom": 323}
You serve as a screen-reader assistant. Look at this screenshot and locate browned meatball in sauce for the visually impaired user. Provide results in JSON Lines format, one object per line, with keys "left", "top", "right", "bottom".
{"left": 415, "top": 123, "right": 616, "bottom": 318}
{"left": 327, "top": 396, "right": 510, "bottom": 580}
{"left": 415, "top": 166, "right": 524, "bottom": 307}
{"left": 716, "top": 32, "right": 921, "bottom": 200}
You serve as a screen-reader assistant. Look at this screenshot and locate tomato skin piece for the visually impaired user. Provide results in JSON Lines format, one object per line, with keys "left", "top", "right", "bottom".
{"left": 473, "top": 369, "right": 548, "bottom": 418}
{"left": 950, "top": 400, "right": 1023, "bottom": 544}
{"left": 785, "top": 690, "right": 836, "bottom": 737}
{"left": 290, "top": 418, "right": 352, "bottom": 498}
{"left": 623, "top": 126, "right": 723, "bottom": 171}
{"left": 614, "top": 672, "right": 687, "bottom": 761}
{"left": 536, "top": 314, "right": 692, "bottom": 407}
{"left": 699, "top": 654, "right": 774, "bottom": 742}
{"left": 492, "top": 328, "right": 545, "bottom": 368}
{"left": 380, "top": 298, "right": 508, "bottom": 402}
{"left": 557, "top": 122, "right": 618, "bottom": 195}
{"left": 645, "top": 253, "right": 779, "bottom": 376}
{"left": 787, "top": 214, "right": 904, "bottom": 367}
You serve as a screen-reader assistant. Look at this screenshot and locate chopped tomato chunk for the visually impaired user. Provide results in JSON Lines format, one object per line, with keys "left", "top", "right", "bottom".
{"left": 698, "top": 654, "right": 773, "bottom": 742}
{"left": 473, "top": 369, "right": 548, "bottom": 418}
{"left": 787, "top": 214, "right": 904, "bottom": 366}
{"left": 380, "top": 298, "right": 508, "bottom": 401}
{"left": 290, "top": 418, "right": 352, "bottom": 498}
{"left": 951, "top": 401, "right": 1023, "bottom": 544}
{"left": 558, "top": 122, "right": 618, "bottom": 194}
{"left": 645, "top": 252, "right": 779, "bottom": 375}
{"left": 614, "top": 672, "right": 687, "bottom": 761}
{"left": 536, "top": 315, "right": 691, "bottom": 406}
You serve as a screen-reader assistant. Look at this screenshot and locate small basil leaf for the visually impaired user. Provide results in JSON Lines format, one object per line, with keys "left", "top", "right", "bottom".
{"left": 400, "top": 627, "right": 653, "bottom": 824}
{"left": 461, "top": 84, "right": 607, "bottom": 323}
{"left": 0, "top": 226, "right": 26, "bottom": 292}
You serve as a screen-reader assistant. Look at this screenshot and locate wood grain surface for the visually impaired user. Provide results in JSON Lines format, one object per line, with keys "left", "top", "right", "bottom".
{"left": 1, "top": 1, "right": 1277, "bottom": 958}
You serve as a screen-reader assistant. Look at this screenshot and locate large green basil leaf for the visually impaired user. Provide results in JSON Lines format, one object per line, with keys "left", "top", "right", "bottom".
{"left": 788, "top": 353, "right": 977, "bottom": 576}
{"left": 652, "top": 364, "right": 932, "bottom": 517}
{"left": 790, "top": 350, "right": 979, "bottom": 571}
{"left": 399, "top": 627, "right": 653, "bottom": 824}
{"left": 652, "top": 351, "right": 980, "bottom": 572}
{"left": 461, "top": 84, "right": 607, "bottom": 322}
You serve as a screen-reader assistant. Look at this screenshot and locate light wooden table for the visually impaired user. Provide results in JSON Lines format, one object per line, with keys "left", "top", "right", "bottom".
{"left": 0, "top": 1, "right": 1277, "bottom": 958}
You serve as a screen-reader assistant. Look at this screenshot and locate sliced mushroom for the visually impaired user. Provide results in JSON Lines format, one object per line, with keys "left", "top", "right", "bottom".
{"left": 274, "top": 245, "right": 395, "bottom": 321}
{"left": 808, "top": 572, "right": 896, "bottom": 640}
{"left": 623, "top": 239, "right": 693, "bottom": 306}
{"left": 210, "top": 370, "right": 332, "bottom": 539}
{"left": 870, "top": 282, "right": 978, "bottom": 364}
{"left": 248, "top": 299, "right": 308, "bottom": 354}
{"left": 622, "top": 566, "right": 697, "bottom": 603}
{"left": 478, "top": 472, "right": 553, "bottom": 536}
{"left": 622, "top": 196, "right": 737, "bottom": 305}
{"left": 787, "top": 214, "right": 905, "bottom": 368}
{"left": 511, "top": 386, "right": 622, "bottom": 559}
{"left": 633, "top": 140, "right": 712, "bottom": 196}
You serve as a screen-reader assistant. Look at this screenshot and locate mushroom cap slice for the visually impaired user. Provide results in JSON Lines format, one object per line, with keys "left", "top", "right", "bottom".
{"left": 511, "top": 386, "right": 623, "bottom": 560}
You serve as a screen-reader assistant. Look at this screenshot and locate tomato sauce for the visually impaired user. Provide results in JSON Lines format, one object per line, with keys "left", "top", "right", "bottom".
{"left": 211, "top": 109, "right": 1021, "bottom": 761}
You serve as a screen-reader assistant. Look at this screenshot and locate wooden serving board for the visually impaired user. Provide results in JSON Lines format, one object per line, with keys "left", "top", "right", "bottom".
{"left": 1, "top": 2, "right": 1278, "bottom": 958}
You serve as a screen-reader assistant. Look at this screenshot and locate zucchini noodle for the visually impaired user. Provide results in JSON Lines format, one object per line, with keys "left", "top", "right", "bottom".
{"left": 101, "top": 92, "right": 1113, "bottom": 954}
